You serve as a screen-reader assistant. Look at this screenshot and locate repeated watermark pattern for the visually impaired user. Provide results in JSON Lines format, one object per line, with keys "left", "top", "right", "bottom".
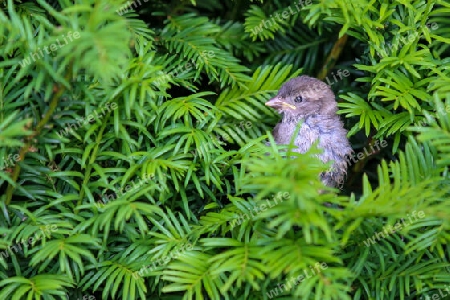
{"left": 336, "top": 139, "right": 388, "bottom": 189}
{"left": 266, "top": 262, "right": 328, "bottom": 299}
{"left": 116, "top": 0, "right": 149, "bottom": 15}
{"left": 95, "top": 174, "right": 159, "bottom": 209}
{"left": 251, "top": 0, "right": 312, "bottom": 35}
{"left": 363, "top": 211, "right": 426, "bottom": 247}
{"left": 55, "top": 102, "right": 118, "bottom": 138}
{"left": 323, "top": 69, "right": 350, "bottom": 87}
{"left": 230, "top": 192, "right": 290, "bottom": 229}
{"left": 132, "top": 242, "right": 193, "bottom": 279}
{"left": 190, "top": 120, "right": 254, "bottom": 159}
{"left": 418, "top": 285, "right": 450, "bottom": 300}
{"left": 384, "top": 22, "right": 439, "bottom": 56}
{"left": 299, "top": 68, "right": 351, "bottom": 100}
{"left": 19, "top": 32, "right": 81, "bottom": 67}
{"left": 216, "top": 121, "right": 253, "bottom": 146}
{"left": 344, "top": 139, "right": 388, "bottom": 166}
{"left": 0, "top": 225, "right": 58, "bottom": 261}
{"left": 154, "top": 51, "right": 215, "bottom": 88}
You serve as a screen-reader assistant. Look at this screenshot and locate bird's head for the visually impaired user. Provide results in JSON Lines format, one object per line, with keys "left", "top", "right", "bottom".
{"left": 265, "top": 76, "right": 338, "bottom": 119}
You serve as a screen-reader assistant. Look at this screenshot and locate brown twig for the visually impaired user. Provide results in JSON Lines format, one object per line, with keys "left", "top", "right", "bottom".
{"left": 5, "top": 75, "right": 71, "bottom": 205}
{"left": 316, "top": 34, "right": 348, "bottom": 80}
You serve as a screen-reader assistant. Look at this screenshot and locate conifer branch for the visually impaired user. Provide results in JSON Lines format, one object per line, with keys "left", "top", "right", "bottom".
{"left": 4, "top": 69, "right": 72, "bottom": 206}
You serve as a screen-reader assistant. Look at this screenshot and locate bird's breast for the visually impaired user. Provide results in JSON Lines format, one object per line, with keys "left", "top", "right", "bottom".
{"left": 273, "top": 120, "right": 319, "bottom": 153}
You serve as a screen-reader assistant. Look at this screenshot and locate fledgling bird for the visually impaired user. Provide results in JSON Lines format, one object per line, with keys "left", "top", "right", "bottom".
{"left": 265, "top": 75, "right": 353, "bottom": 188}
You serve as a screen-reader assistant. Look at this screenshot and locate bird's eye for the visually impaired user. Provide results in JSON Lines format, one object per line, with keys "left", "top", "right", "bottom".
{"left": 294, "top": 96, "right": 303, "bottom": 103}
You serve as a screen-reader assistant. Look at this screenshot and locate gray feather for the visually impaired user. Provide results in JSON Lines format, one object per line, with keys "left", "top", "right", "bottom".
{"left": 266, "top": 75, "right": 353, "bottom": 188}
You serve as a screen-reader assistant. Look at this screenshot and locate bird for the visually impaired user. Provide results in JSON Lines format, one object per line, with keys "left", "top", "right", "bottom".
{"left": 265, "top": 75, "right": 353, "bottom": 188}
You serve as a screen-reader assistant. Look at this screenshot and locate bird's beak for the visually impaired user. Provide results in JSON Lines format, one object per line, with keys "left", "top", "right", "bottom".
{"left": 265, "top": 97, "right": 296, "bottom": 110}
